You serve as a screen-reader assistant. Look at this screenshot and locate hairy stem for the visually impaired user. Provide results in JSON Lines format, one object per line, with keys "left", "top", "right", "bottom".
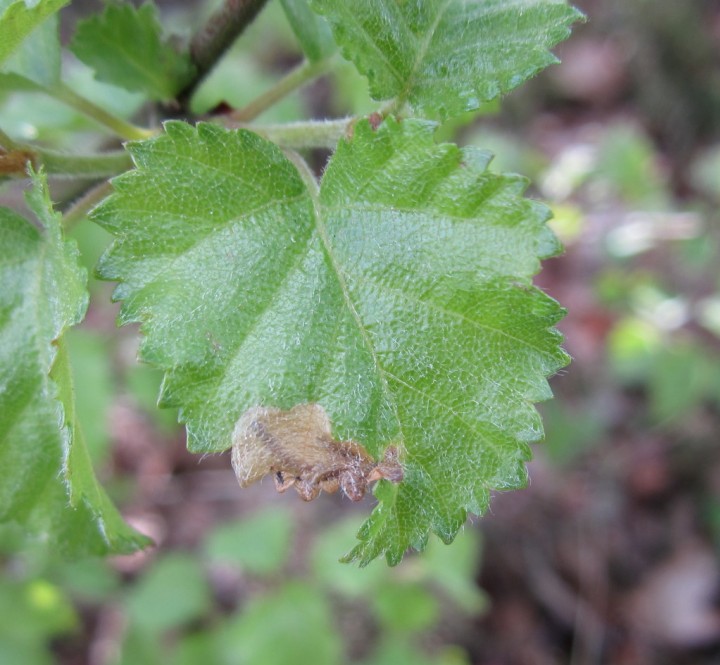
{"left": 180, "top": 0, "right": 271, "bottom": 103}
{"left": 38, "top": 148, "right": 133, "bottom": 179}
{"left": 229, "top": 57, "right": 335, "bottom": 122}
{"left": 0, "top": 129, "right": 132, "bottom": 179}
{"left": 62, "top": 181, "right": 114, "bottom": 231}
{"left": 50, "top": 83, "right": 154, "bottom": 141}
{"left": 230, "top": 118, "right": 352, "bottom": 149}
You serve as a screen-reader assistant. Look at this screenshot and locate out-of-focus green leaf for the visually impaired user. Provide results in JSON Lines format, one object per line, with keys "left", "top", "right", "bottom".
{"left": 93, "top": 119, "right": 567, "bottom": 565}
{"left": 125, "top": 554, "right": 211, "bottom": 633}
{"left": 648, "top": 342, "right": 716, "bottom": 423}
{"left": 0, "top": 169, "right": 148, "bottom": 556}
{"left": 541, "top": 400, "right": 605, "bottom": 466}
{"left": 175, "top": 632, "right": 221, "bottom": 665}
{"left": 65, "top": 330, "right": 113, "bottom": 463}
{"left": 594, "top": 123, "right": 669, "bottom": 208}
{"left": 0, "top": 0, "right": 67, "bottom": 72}
{"left": 310, "top": 0, "right": 583, "bottom": 120}
{"left": 204, "top": 508, "right": 294, "bottom": 575}
{"left": 117, "top": 627, "right": 163, "bottom": 665}
{"left": 51, "top": 557, "right": 120, "bottom": 603}
{"left": 1, "top": 3, "right": 60, "bottom": 87}
{"left": 0, "top": 577, "right": 77, "bottom": 665}
{"left": 608, "top": 316, "right": 663, "bottom": 384}
{"left": 218, "top": 582, "right": 342, "bottom": 665}
{"left": 421, "top": 529, "right": 487, "bottom": 614}
{"left": 362, "top": 640, "right": 468, "bottom": 665}
{"left": 280, "top": 0, "right": 336, "bottom": 62}
{"left": 312, "top": 517, "right": 386, "bottom": 595}
{"left": 125, "top": 363, "right": 179, "bottom": 432}
{"left": 70, "top": 1, "right": 194, "bottom": 101}
{"left": 372, "top": 582, "right": 439, "bottom": 632}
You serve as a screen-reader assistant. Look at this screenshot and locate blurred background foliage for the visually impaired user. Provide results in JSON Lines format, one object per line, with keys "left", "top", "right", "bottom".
{"left": 1, "top": 0, "right": 720, "bottom": 663}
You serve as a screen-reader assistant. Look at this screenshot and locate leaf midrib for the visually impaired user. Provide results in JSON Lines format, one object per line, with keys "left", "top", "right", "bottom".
{"left": 395, "top": 0, "right": 454, "bottom": 109}
{"left": 307, "top": 189, "right": 405, "bottom": 452}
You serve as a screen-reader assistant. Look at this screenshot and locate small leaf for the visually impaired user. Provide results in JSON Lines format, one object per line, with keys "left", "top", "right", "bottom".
{"left": 65, "top": 330, "right": 113, "bottom": 463}
{"left": 204, "top": 509, "right": 294, "bottom": 575}
{"left": 93, "top": 119, "right": 568, "bottom": 565}
{"left": 280, "top": 0, "right": 336, "bottom": 62}
{"left": 1, "top": 2, "right": 61, "bottom": 87}
{"left": 0, "top": 0, "right": 68, "bottom": 70}
{"left": 125, "top": 554, "right": 211, "bottom": 633}
{"left": 311, "top": 517, "right": 387, "bottom": 595}
{"left": 70, "top": 1, "right": 195, "bottom": 101}
{"left": 218, "top": 582, "right": 342, "bottom": 665}
{"left": 309, "top": 0, "right": 583, "bottom": 120}
{"left": 372, "top": 583, "right": 439, "bottom": 632}
{"left": 421, "top": 530, "right": 487, "bottom": 613}
{"left": 0, "top": 169, "right": 148, "bottom": 556}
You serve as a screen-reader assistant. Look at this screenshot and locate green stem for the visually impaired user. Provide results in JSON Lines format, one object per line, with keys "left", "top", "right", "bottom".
{"left": 232, "top": 118, "right": 352, "bottom": 149}
{"left": 1, "top": 129, "right": 132, "bottom": 179}
{"left": 62, "top": 181, "right": 114, "bottom": 231}
{"left": 49, "top": 83, "right": 155, "bottom": 141}
{"left": 230, "top": 57, "right": 334, "bottom": 123}
{"left": 37, "top": 147, "right": 133, "bottom": 179}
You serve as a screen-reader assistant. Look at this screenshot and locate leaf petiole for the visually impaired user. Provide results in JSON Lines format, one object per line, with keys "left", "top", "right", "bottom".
{"left": 48, "top": 82, "right": 155, "bottom": 141}
{"left": 37, "top": 147, "right": 133, "bottom": 179}
{"left": 229, "top": 56, "right": 336, "bottom": 123}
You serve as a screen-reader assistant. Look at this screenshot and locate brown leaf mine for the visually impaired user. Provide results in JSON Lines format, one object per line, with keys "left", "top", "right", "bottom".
{"left": 231, "top": 403, "right": 403, "bottom": 501}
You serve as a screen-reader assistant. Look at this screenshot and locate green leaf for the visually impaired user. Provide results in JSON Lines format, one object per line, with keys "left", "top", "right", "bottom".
{"left": 420, "top": 530, "right": 487, "bottom": 614}
{"left": 312, "top": 517, "right": 387, "bottom": 595}
{"left": 203, "top": 508, "right": 294, "bottom": 575}
{"left": 1, "top": 2, "right": 61, "bottom": 87}
{"left": 218, "top": 582, "right": 342, "bottom": 665}
{"left": 362, "top": 640, "right": 466, "bottom": 665}
{"left": 65, "top": 330, "right": 113, "bottom": 463}
{"left": 372, "top": 582, "right": 439, "bottom": 632}
{"left": 70, "top": 1, "right": 195, "bottom": 101}
{"left": 280, "top": 0, "right": 336, "bottom": 62}
{"left": 309, "top": 0, "right": 583, "bottom": 119}
{"left": 0, "top": 169, "right": 148, "bottom": 556}
{"left": 0, "top": 577, "right": 77, "bottom": 665}
{"left": 93, "top": 119, "right": 568, "bottom": 565}
{"left": 0, "top": 0, "right": 67, "bottom": 71}
{"left": 125, "top": 554, "right": 211, "bottom": 633}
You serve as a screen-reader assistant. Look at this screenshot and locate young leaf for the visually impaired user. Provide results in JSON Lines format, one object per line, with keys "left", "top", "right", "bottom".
{"left": 0, "top": 0, "right": 67, "bottom": 68}
{"left": 309, "top": 0, "right": 583, "bottom": 120}
{"left": 70, "top": 1, "right": 195, "bottom": 102}
{"left": 0, "top": 169, "right": 148, "bottom": 556}
{"left": 93, "top": 119, "right": 567, "bottom": 564}
{"left": 280, "top": 0, "right": 337, "bottom": 63}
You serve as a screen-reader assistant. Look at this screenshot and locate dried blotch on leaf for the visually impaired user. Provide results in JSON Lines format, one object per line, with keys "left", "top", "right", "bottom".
{"left": 231, "top": 403, "right": 403, "bottom": 501}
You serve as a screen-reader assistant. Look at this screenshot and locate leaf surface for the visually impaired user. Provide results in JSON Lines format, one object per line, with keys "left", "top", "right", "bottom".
{"left": 70, "top": 1, "right": 194, "bottom": 101}
{"left": 0, "top": 0, "right": 67, "bottom": 70}
{"left": 309, "top": 0, "right": 583, "bottom": 119}
{"left": 94, "top": 119, "right": 567, "bottom": 564}
{"left": 0, "top": 170, "right": 148, "bottom": 556}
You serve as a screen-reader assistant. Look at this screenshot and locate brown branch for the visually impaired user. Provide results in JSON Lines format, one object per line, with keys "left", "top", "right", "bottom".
{"left": 178, "top": 0, "right": 270, "bottom": 105}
